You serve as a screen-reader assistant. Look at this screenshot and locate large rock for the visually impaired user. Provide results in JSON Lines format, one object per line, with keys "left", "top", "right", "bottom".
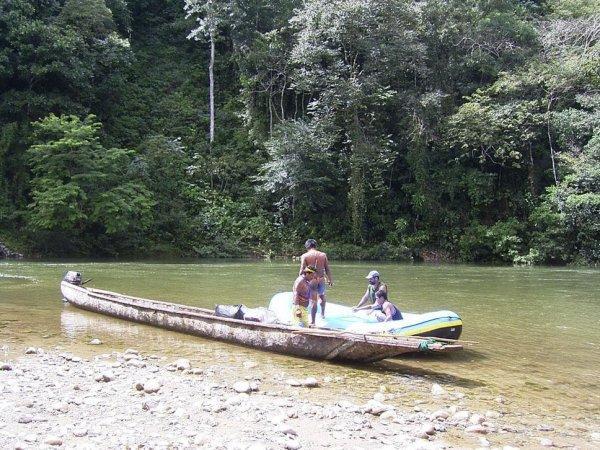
{"left": 0, "top": 242, "right": 23, "bottom": 259}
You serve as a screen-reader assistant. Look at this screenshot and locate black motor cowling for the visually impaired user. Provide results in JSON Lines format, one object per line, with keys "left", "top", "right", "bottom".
{"left": 63, "top": 271, "right": 82, "bottom": 285}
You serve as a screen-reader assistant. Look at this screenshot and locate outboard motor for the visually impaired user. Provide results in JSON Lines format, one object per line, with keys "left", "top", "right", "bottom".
{"left": 63, "top": 271, "right": 82, "bottom": 286}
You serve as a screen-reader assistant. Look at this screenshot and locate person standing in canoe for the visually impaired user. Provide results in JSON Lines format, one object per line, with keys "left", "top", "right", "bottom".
{"left": 299, "top": 239, "right": 333, "bottom": 326}
{"left": 292, "top": 265, "right": 318, "bottom": 327}
{"left": 352, "top": 270, "right": 387, "bottom": 311}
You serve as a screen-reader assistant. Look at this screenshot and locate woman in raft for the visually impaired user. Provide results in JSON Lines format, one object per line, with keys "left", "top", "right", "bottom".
{"left": 354, "top": 290, "right": 402, "bottom": 322}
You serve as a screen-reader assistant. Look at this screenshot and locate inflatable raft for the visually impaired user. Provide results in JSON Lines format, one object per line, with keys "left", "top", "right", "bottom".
{"left": 268, "top": 292, "right": 463, "bottom": 340}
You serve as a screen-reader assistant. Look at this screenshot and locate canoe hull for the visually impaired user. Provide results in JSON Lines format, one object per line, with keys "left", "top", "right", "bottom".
{"left": 60, "top": 281, "right": 457, "bottom": 363}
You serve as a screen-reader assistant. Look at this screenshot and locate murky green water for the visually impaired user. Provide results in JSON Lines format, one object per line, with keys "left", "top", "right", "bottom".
{"left": 1, "top": 260, "right": 599, "bottom": 445}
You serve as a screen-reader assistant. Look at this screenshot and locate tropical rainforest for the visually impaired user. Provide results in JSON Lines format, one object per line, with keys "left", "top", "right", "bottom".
{"left": 0, "top": 0, "right": 598, "bottom": 264}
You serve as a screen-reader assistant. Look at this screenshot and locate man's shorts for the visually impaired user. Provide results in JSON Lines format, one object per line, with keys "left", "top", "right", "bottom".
{"left": 316, "top": 278, "right": 326, "bottom": 296}
{"left": 291, "top": 305, "right": 309, "bottom": 327}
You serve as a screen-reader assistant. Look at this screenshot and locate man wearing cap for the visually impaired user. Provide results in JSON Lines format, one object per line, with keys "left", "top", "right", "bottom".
{"left": 292, "top": 265, "right": 318, "bottom": 327}
{"left": 352, "top": 270, "right": 388, "bottom": 312}
{"left": 299, "top": 239, "right": 333, "bottom": 325}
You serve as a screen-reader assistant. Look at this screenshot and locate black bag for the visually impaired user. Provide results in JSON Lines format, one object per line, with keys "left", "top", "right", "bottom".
{"left": 214, "top": 304, "right": 247, "bottom": 320}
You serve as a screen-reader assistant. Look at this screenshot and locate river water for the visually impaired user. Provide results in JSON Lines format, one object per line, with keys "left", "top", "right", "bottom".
{"left": 1, "top": 260, "right": 599, "bottom": 446}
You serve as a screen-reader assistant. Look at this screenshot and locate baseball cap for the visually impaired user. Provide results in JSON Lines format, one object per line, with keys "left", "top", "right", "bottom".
{"left": 365, "top": 270, "right": 380, "bottom": 279}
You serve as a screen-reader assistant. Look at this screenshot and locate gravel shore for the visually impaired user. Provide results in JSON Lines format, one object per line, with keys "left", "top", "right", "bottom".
{"left": 0, "top": 347, "right": 596, "bottom": 449}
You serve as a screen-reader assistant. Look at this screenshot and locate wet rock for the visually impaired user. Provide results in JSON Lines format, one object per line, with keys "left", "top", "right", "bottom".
{"left": 89, "top": 339, "right": 102, "bottom": 345}
{"left": 44, "top": 436, "right": 63, "bottom": 446}
{"left": 431, "top": 383, "right": 446, "bottom": 396}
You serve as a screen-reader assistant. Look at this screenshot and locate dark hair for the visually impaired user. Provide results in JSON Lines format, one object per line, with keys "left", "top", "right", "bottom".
{"left": 375, "top": 290, "right": 387, "bottom": 300}
{"left": 305, "top": 239, "right": 317, "bottom": 249}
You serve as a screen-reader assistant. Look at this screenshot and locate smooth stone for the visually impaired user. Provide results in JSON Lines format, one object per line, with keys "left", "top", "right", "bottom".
{"left": 431, "top": 383, "right": 446, "bottom": 396}
{"left": 278, "top": 424, "right": 298, "bottom": 436}
{"left": 420, "top": 423, "right": 436, "bottom": 435}
{"left": 452, "top": 410, "right": 470, "bottom": 422}
{"left": 143, "top": 379, "right": 161, "bottom": 394}
{"left": 469, "top": 414, "right": 485, "bottom": 425}
{"left": 364, "top": 400, "right": 391, "bottom": 416}
{"left": 89, "top": 339, "right": 102, "bottom": 345}
{"left": 466, "top": 424, "right": 488, "bottom": 434}
{"left": 540, "top": 438, "right": 554, "bottom": 447}
{"left": 284, "top": 440, "right": 301, "bottom": 450}
{"left": 175, "top": 359, "right": 191, "bottom": 370}
{"left": 302, "top": 377, "right": 319, "bottom": 388}
{"left": 430, "top": 409, "right": 449, "bottom": 420}
{"left": 233, "top": 381, "right": 252, "bottom": 394}
{"left": 73, "top": 428, "right": 88, "bottom": 437}
{"left": 45, "top": 436, "right": 63, "bottom": 446}
{"left": 25, "top": 347, "right": 37, "bottom": 355}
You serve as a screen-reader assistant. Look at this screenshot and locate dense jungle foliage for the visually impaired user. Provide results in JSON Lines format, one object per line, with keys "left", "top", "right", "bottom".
{"left": 0, "top": 0, "right": 598, "bottom": 263}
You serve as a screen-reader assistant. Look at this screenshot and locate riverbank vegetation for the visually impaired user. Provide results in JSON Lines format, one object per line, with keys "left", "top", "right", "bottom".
{"left": 0, "top": 0, "right": 598, "bottom": 264}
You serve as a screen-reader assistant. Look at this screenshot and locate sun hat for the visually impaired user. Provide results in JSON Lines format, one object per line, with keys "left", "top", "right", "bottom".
{"left": 365, "top": 270, "right": 380, "bottom": 279}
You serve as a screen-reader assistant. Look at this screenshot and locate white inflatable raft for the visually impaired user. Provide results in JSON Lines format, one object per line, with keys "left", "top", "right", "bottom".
{"left": 268, "top": 292, "right": 462, "bottom": 340}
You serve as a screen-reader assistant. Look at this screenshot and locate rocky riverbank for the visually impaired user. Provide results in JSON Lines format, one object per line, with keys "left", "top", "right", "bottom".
{"left": 2, "top": 347, "right": 595, "bottom": 450}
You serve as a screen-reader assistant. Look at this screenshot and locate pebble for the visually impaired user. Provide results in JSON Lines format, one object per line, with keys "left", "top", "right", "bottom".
{"left": 124, "top": 348, "right": 138, "bottom": 355}
{"left": 364, "top": 400, "right": 391, "bottom": 416}
{"left": 44, "top": 436, "right": 63, "bottom": 446}
{"left": 277, "top": 424, "right": 298, "bottom": 436}
{"left": 284, "top": 439, "right": 301, "bottom": 450}
{"left": 287, "top": 379, "right": 302, "bottom": 387}
{"left": 1, "top": 363, "right": 13, "bottom": 371}
{"left": 89, "top": 339, "right": 102, "bottom": 345}
{"left": 540, "top": 438, "right": 554, "bottom": 447}
{"left": 431, "top": 383, "right": 446, "bottom": 396}
{"left": 469, "top": 413, "right": 485, "bottom": 425}
{"left": 233, "top": 381, "right": 253, "bottom": 394}
{"left": 143, "top": 379, "right": 161, "bottom": 394}
{"left": 302, "top": 377, "right": 319, "bottom": 388}
{"left": 420, "top": 423, "right": 436, "bottom": 435}
{"left": 95, "top": 371, "right": 115, "bottom": 382}
{"left": 25, "top": 347, "right": 37, "bottom": 354}
{"left": 73, "top": 428, "right": 88, "bottom": 437}
{"left": 175, "top": 358, "right": 191, "bottom": 370}
{"left": 18, "top": 415, "right": 33, "bottom": 424}
{"left": 466, "top": 424, "right": 488, "bottom": 434}
{"left": 430, "top": 409, "right": 449, "bottom": 420}
{"left": 452, "top": 410, "right": 470, "bottom": 422}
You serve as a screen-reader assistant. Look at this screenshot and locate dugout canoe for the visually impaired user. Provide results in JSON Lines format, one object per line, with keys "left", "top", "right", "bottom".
{"left": 60, "top": 273, "right": 462, "bottom": 363}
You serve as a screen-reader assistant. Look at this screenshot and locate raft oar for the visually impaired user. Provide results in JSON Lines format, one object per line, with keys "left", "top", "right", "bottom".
{"left": 81, "top": 278, "right": 93, "bottom": 285}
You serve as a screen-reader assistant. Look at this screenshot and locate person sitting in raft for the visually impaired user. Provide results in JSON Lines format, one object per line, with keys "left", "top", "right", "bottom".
{"left": 355, "top": 290, "right": 402, "bottom": 322}
{"left": 292, "top": 265, "right": 318, "bottom": 327}
{"left": 352, "top": 270, "right": 387, "bottom": 312}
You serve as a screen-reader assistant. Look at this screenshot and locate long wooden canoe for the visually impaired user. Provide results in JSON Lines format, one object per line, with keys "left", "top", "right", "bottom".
{"left": 60, "top": 278, "right": 462, "bottom": 363}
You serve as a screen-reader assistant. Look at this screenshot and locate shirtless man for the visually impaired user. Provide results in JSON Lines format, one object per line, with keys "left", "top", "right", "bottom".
{"left": 292, "top": 265, "right": 318, "bottom": 327}
{"left": 299, "top": 239, "right": 333, "bottom": 325}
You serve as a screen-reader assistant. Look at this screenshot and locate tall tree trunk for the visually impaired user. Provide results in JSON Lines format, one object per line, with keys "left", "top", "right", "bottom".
{"left": 546, "top": 95, "right": 558, "bottom": 186}
{"left": 209, "top": 31, "right": 215, "bottom": 144}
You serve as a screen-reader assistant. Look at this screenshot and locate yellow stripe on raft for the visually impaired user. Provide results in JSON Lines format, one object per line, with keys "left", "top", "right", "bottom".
{"left": 393, "top": 320, "right": 463, "bottom": 336}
